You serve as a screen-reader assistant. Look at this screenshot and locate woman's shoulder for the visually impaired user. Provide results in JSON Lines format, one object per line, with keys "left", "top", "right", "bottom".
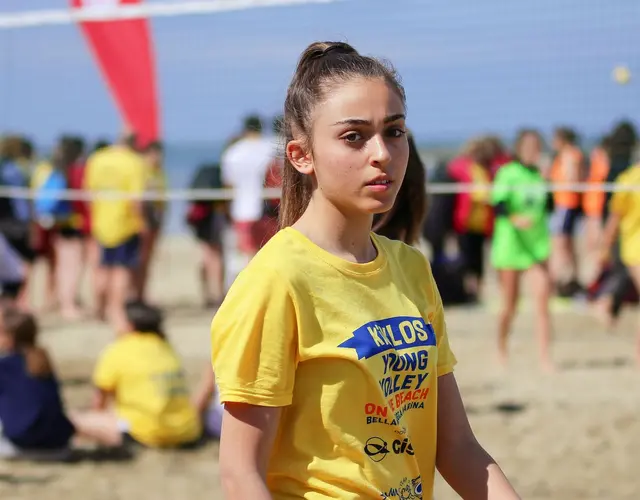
{"left": 374, "top": 234, "right": 430, "bottom": 271}
{"left": 233, "top": 229, "right": 312, "bottom": 287}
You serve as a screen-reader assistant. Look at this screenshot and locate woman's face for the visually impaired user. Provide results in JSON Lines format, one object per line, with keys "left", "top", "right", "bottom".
{"left": 519, "top": 133, "right": 541, "bottom": 166}
{"left": 293, "top": 77, "right": 409, "bottom": 216}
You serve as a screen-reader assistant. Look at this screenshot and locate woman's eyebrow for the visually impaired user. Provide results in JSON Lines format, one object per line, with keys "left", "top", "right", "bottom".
{"left": 331, "top": 114, "right": 406, "bottom": 127}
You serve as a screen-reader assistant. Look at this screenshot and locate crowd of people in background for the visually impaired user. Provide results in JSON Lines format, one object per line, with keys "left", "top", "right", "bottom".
{"left": 0, "top": 114, "right": 638, "bottom": 457}
{"left": 424, "top": 119, "right": 639, "bottom": 368}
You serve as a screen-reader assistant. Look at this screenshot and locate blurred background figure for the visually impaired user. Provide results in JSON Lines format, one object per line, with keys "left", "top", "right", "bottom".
{"left": 84, "top": 131, "right": 147, "bottom": 331}
{"left": 221, "top": 115, "right": 276, "bottom": 263}
{"left": 548, "top": 127, "right": 586, "bottom": 297}
{"left": 588, "top": 122, "right": 639, "bottom": 328}
{"left": 490, "top": 129, "right": 554, "bottom": 371}
{"left": 185, "top": 138, "right": 235, "bottom": 309}
{"left": 0, "top": 136, "right": 34, "bottom": 310}
{"left": 446, "top": 136, "right": 505, "bottom": 301}
{"left": 33, "top": 136, "right": 88, "bottom": 320}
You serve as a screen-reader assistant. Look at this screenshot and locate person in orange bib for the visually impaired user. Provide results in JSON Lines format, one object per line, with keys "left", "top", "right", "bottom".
{"left": 548, "top": 127, "right": 585, "bottom": 296}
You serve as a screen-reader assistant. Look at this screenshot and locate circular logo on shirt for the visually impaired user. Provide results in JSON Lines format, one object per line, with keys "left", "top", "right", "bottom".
{"left": 364, "top": 436, "right": 389, "bottom": 462}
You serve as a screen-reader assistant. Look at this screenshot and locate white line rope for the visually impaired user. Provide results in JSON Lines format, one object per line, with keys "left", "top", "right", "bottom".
{"left": 0, "top": 183, "right": 638, "bottom": 201}
{"left": 0, "top": 0, "right": 344, "bottom": 29}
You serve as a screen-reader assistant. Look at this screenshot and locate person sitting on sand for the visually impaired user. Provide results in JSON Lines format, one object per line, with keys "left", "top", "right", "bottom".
{"left": 72, "top": 301, "right": 202, "bottom": 448}
{"left": 0, "top": 307, "right": 76, "bottom": 453}
{"left": 0, "top": 306, "right": 156, "bottom": 456}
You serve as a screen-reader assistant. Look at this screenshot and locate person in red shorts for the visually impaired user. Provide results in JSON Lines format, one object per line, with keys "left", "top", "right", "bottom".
{"left": 221, "top": 115, "right": 276, "bottom": 260}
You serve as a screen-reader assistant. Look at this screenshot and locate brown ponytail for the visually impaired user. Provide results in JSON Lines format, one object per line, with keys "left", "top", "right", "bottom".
{"left": 1, "top": 307, "right": 52, "bottom": 377}
{"left": 279, "top": 41, "right": 406, "bottom": 228}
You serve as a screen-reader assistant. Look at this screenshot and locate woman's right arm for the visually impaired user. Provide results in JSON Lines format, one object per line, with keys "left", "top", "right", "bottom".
{"left": 211, "top": 266, "right": 298, "bottom": 499}
{"left": 219, "top": 403, "right": 282, "bottom": 500}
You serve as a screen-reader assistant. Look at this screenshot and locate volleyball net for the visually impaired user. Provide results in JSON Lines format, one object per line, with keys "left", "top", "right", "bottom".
{"left": 0, "top": 0, "right": 637, "bottom": 207}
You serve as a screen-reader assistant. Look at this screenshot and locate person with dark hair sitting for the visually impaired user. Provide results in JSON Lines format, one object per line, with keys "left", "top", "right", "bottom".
{"left": 71, "top": 301, "right": 202, "bottom": 448}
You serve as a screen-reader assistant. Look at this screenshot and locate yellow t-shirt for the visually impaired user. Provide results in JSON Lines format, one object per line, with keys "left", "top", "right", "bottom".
{"left": 211, "top": 228, "right": 457, "bottom": 500}
{"left": 84, "top": 146, "right": 146, "bottom": 247}
{"left": 93, "top": 332, "right": 202, "bottom": 447}
{"left": 610, "top": 165, "right": 640, "bottom": 267}
{"left": 30, "top": 161, "right": 53, "bottom": 190}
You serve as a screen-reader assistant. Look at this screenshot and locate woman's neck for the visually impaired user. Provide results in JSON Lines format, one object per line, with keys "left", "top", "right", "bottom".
{"left": 293, "top": 195, "right": 376, "bottom": 263}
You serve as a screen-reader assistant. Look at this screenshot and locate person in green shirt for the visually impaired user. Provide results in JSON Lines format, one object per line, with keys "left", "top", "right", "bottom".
{"left": 491, "top": 129, "right": 554, "bottom": 371}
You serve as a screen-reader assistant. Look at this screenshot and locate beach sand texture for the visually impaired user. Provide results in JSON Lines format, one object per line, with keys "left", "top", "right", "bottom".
{"left": 1, "top": 235, "right": 638, "bottom": 500}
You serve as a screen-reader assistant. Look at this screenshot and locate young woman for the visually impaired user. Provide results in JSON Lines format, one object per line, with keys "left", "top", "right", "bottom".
{"left": 490, "top": 130, "right": 553, "bottom": 371}
{"left": 211, "top": 41, "right": 519, "bottom": 500}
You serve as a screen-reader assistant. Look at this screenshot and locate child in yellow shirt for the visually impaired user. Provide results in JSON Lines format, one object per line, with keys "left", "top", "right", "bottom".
{"left": 73, "top": 301, "right": 202, "bottom": 447}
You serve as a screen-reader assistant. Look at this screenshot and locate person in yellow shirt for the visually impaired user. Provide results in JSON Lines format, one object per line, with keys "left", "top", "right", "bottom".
{"left": 601, "top": 164, "right": 640, "bottom": 365}
{"left": 211, "top": 41, "right": 519, "bottom": 500}
{"left": 84, "top": 133, "right": 147, "bottom": 331}
{"left": 71, "top": 300, "right": 202, "bottom": 448}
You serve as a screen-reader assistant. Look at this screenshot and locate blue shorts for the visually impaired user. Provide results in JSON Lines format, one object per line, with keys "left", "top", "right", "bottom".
{"left": 101, "top": 234, "right": 141, "bottom": 269}
{"left": 550, "top": 207, "right": 581, "bottom": 236}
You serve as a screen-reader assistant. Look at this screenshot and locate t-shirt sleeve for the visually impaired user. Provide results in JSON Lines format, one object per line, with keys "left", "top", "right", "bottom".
{"left": 93, "top": 344, "right": 120, "bottom": 392}
{"left": 491, "top": 168, "right": 511, "bottom": 206}
{"left": 211, "top": 266, "right": 298, "bottom": 407}
{"left": 609, "top": 172, "right": 630, "bottom": 217}
{"left": 423, "top": 258, "right": 457, "bottom": 376}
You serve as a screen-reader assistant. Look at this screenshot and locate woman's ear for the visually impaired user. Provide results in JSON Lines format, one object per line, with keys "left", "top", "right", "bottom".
{"left": 286, "top": 139, "right": 314, "bottom": 176}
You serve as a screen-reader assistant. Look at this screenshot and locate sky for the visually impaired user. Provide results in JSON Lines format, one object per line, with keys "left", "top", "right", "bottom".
{"left": 0, "top": 0, "right": 639, "bottom": 146}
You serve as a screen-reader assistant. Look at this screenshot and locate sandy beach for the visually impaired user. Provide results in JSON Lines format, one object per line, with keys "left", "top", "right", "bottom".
{"left": 1, "top": 233, "right": 639, "bottom": 500}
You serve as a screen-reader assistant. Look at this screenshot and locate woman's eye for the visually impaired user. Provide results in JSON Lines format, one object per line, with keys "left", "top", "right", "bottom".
{"left": 387, "top": 127, "right": 406, "bottom": 138}
{"left": 343, "top": 132, "right": 362, "bottom": 143}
